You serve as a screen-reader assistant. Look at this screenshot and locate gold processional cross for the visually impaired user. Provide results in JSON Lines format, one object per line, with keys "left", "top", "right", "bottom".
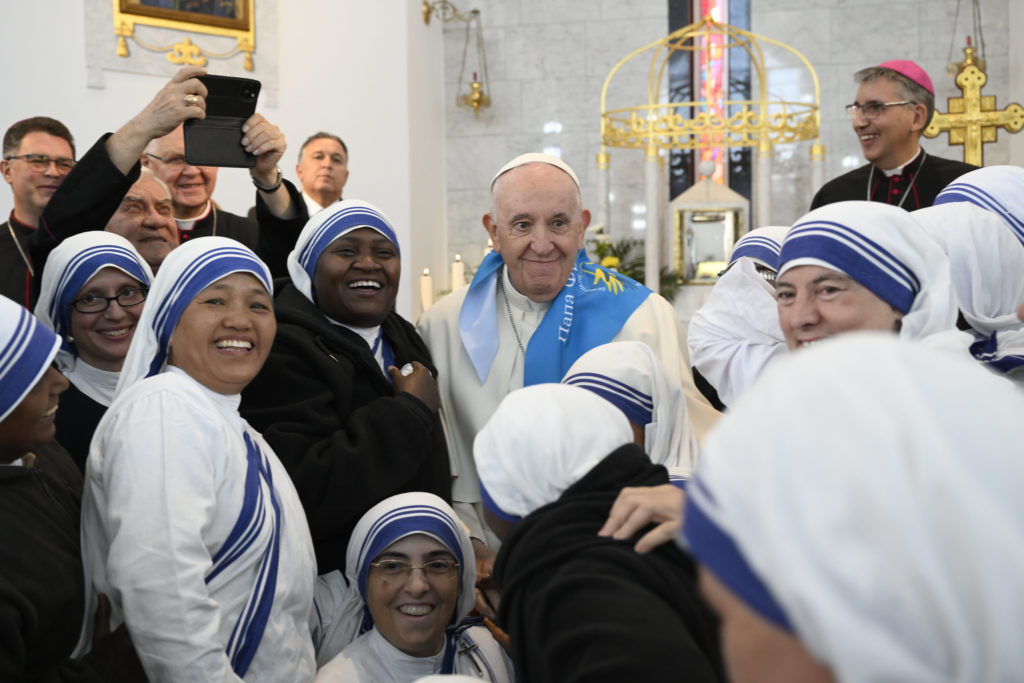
{"left": 923, "top": 44, "right": 1024, "bottom": 166}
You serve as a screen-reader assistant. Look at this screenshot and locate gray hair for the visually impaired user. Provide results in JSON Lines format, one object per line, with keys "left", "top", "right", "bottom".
{"left": 854, "top": 66, "right": 935, "bottom": 127}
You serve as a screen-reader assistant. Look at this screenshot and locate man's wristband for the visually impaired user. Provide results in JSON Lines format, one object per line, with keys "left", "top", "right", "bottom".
{"left": 250, "top": 165, "right": 283, "bottom": 192}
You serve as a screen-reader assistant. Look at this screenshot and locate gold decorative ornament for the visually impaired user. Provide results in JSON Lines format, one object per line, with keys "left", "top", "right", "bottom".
{"left": 598, "top": 14, "right": 823, "bottom": 288}
{"left": 113, "top": 0, "right": 255, "bottom": 72}
{"left": 924, "top": 41, "right": 1024, "bottom": 166}
{"left": 422, "top": 0, "right": 474, "bottom": 24}
{"left": 422, "top": 1, "right": 490, "bottom": 117}
{"left": 600, "top": 15, "right": 822, "bottom": 154}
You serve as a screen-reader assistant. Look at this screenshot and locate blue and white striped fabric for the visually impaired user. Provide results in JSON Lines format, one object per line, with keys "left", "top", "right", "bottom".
{"left": 345, "top": 492, "right": 476, "bottom": 672}
{"left": 778, "top": 201, "right": 960, "bottom": 342}
{"left": 913, "top": 203, "right": 1024, "bottom": 378}
{"left": 474, "top": 384, "right": 633, "bottom": 520}
{"left": 35, "top": 232, "right": 152, "bottom": 357}
{"left": 287, "top": 199, "right": 400, "bottom": 303}
{"left": 0, "top": 294, "right": 61, "bottom": 422}
{"left": 108, "top": 236, "right": 280, "bottom": 677}
{"left": 934, "top": 165, "right": 1024, "bottom": 248}
{"left": 459, "top": 249, "right": 650, "bottom": 385}
{"left": 116, "top": 236, "right": 272, "bottom": 395}
{"left": 562, "top": 341, "right": 699, "bottom": 476}
{"left": 682, "top": 333, "right": 1024, "bottom": 682}
{"left": 728, "top": 225, "right": 789, "bottom": 271}
{"left": 207, "top": 432, "right": 283, "bottom": 677}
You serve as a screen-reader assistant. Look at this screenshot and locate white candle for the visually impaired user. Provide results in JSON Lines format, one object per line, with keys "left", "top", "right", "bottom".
{"left": 451, "top": 254, "right": 465, "bottom": 290}
{"left": 420, "top": 267, "right": 433, "bottom": 312}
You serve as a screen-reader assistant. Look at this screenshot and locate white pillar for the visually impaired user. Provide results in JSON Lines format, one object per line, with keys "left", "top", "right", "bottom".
{"left": 755, "top": 140, "right": 772, "bottom": 227}
{"left": 810, "top": 141, "right": 826, "bottom": 203}
{"left": 596, "top": 149, "right": 610, "bottom": 230}
{"left": 644, "top": 146, "right": 661, "bottom": 292}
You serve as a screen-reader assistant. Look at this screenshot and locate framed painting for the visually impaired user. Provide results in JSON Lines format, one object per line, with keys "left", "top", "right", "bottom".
{"left": 113, "top": 0, "right": 255, "bottom": 70}
{"left": 118, "top": 0, "right": 251, "bottom": 32}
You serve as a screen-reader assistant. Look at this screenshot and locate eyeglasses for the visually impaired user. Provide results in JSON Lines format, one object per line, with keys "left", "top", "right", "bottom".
{"left": 145, "top": 152, "right": 190, "bottom": 169}
{"left": 844, "top": 101, "right": 915, "bottom": 120}
{"left": 369, "top": 558, "right": 460, "bottom": 580}
{"left": 71, "top": 288, "right": 148, "bottom": 314}
{"left": 4, "top": 153, "right": 75, "bottom": 173}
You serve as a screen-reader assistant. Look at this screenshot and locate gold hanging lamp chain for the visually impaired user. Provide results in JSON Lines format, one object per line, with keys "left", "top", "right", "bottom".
{"left": 474, "top": 11, "right": 489, "bottom": 90}
{"left": 946, "top": 0, "right": 987, "bottom": 69}
{"left": 422, "top": 0, "right": 475, "bottom": 25}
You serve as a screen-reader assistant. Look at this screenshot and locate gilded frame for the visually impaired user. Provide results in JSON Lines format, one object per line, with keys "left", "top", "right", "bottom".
{"left": 673, "top": 206, "right": 744, "bottom": 285}
{"left": 113, "top": 0, "right": 255, "bottom": 70}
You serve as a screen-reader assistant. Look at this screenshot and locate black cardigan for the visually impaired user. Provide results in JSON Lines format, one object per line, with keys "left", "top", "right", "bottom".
{"left": 494, "top": 445, "right": 724, "bottom": 683}
{"left": 0, "top": 446, "right": 131, "bottom": 681}
{"left": 240, "top": 283, "right": 451, "bottom": 573}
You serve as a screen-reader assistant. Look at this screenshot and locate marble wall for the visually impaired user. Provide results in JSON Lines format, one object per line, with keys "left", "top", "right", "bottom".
{"left": 752, "top": 0, "right": 1013, "bottom": 225}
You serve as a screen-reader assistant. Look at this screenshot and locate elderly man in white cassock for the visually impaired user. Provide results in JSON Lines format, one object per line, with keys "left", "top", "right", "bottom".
{"left": 418, "top": 153, "right": 719, "bottom": 550}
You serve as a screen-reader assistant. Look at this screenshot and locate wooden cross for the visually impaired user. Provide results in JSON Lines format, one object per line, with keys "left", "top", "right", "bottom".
{"left": 924, "top": 57, "right": 1024, "bottom": 166}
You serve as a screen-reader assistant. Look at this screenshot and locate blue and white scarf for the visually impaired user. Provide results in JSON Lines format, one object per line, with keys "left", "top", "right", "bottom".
{"left": 728, "top": 225, "right": 789, "bottom": 271}
{"left": 459, "top": 249, "right": 651, "bottom": 385}
{"left": 287, "top": 199, "right": 400, "bottom": 303}
{"left": 0, "top": 295, "right": 61, "bottom": 422}
{"left": 346, "top": 492, "right": 477, "bottom": 674}
{"left": 35, "top": 232, "right": 152, "bottom": 357}
{"left": 914, "top": 202, "right": 1024, "bottom": 375}
{"left": 116, "top": 236, "right": 273, "bottom": 394}
{"left": 935, "top": 165, "right": 1024, "bottom": 247}
{"left": 778, "top": 201, "right": 959, "bottom": 342}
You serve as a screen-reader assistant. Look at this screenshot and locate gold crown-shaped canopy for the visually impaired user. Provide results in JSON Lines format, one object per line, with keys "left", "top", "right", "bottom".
{"left": 600, "top": 15, "right": 821, "bottom": 153}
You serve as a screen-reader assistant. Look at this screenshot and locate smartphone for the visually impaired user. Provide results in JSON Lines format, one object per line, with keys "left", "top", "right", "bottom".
{"left": 183, "top": 75, "right": 261, "bottom": 168}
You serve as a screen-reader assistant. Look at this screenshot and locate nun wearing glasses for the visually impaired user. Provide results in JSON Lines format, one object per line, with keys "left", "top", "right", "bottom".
{"left": 34, "top": 232, "right": 152, "bottom": 470}
{"left": 315, "top": 492, "right": 513, "bottom": 682}
{"left": 77, "top": 237, "right": 317, "bottom": 682}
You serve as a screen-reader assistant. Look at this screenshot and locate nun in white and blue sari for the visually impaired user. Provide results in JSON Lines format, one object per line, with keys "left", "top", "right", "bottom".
{"left": 687, "top": 226, "right": 790, "bottom": 409}
{"left": 316, "top": 492, "right": 513, "bottom": 683}
{"left": 926, "top": 166, "right": 1024, "bottom": 379}
{"left": 34, "top": 231, "right": 153, "bottom": 469}
{"left": 76, "top": 237, "right": 318, "bottom": 682}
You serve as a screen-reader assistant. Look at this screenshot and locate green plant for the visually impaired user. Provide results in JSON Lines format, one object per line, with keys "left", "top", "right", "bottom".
{"left": 591, "top": 238, "right": 684, "bottom": 302}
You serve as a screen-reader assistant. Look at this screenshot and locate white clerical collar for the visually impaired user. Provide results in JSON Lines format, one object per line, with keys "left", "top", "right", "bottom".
{"left": 175, "top": 201, "right": 212, "bottom": 232}
{"left": 501, "top": 266, "right": 551, "bottom": 314}
{"left": 881, "top": 148, "right": 923, "bottom": 177}
{"left": 302, "top": 191, "right": 342, "bottom": 217}
{"left": 302, "top": 191, "right": 325, "bottom": 217}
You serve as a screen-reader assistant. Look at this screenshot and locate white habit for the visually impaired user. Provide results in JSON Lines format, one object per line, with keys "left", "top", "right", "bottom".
{"left": 79, "top": 367, "right": 318, "bottom": 682}
{"left": 417, "top": 266, "right": 719, "bottom": 542}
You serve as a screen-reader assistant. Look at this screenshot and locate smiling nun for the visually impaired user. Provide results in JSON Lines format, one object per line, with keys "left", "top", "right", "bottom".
{"left": 34, "top": 231, "right": 153, "bottom": 469}
{"left": 77, "top": 236, "right": 318, "bottom": 682}
{"left": 240, "top": 199, "right": 451, "bottom": 576}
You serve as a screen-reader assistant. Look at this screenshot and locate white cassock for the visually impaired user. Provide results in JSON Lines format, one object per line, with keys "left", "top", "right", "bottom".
{"left": 79, "top": 366, "right": 318, "bottom": 683}
{"left": 418, "top": 266, "right": 720, "bottom": 543}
